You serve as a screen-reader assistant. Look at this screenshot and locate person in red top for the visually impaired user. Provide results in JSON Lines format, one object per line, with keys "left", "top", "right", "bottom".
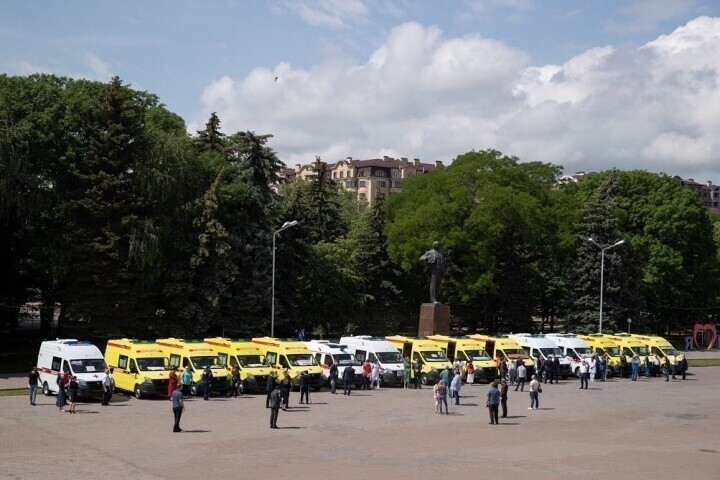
{"left": 168, "top": 368, "right": 178, "bottom": 397}
{"left": 362, "top": 361, "right": 372, "bottom": 390}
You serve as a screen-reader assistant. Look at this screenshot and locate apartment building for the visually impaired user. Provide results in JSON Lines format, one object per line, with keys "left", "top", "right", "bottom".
{"left": 672, "top": 176, "right": 720, "bottom": 211}
{"left": 280, "top": 156, "right": 443, "bottom": 203}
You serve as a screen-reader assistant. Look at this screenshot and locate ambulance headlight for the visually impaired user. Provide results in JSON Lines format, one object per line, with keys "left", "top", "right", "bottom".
{"left": 246, "top": 374, "right": 255, "bottom": 381}
{"left": 78, "top": 379, "right": 87, "bottom": 386}
{"left": 143, "top": 377, "right": 153, "bottom": 384}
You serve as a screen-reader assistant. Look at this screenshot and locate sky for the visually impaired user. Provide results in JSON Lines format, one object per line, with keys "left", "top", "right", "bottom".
{"left": 3, "top": 0, "right": 720, "bottom": 182}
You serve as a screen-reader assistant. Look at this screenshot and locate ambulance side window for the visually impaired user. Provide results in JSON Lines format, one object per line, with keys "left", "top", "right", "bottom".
{"left": 651, "top": 347, "right": 661, "bottom": 356}
{"left": 315, "top": 354, "right": 323, "bottom": 365}
{"left": 118, "top": 355, "right": 128, "bottom": 370}
{"left": 217, "top": 353, "right": 228, "bottom": 367}
{"left": 279, "top": 356, "right": 289, "bottom": 368}
{"left": 265, "top": 352, "right": 277, "bottom": 366}
{"left": 181, "top": 357, "right": 190, "bottom": 369}
{"left": 129, "top": 360, "right": 138, "bottom": 374}
{"left": 229, "top": 356, "right": 239, "bottom": 368}
{"left": 323, "top": 355, "right": 333, "bottom": 367}
{"left": 456, "top": 351, "right": 467, "bottom": 362}
{"left": 622, "top": 347, "right": 634, "bottom": 357}
{"left": 169, "top": 355, "right": 181, "bottom": 369}
{"left": 369, "top": 352, "right": 378, "bottom": 362}
{"left": 51, "top": 356, "right": 62, "bottom": 372}
{"left": 413, "top": 352, "right": 423, "bottom": 364}
{"left": 597, "top": 348, "right": 605, "bottom": 356}
{"left": 354, "top": 350, "right": 366, "bottom": 362}
{"left": 62, "top": 361, "right": 70, "bottom": 373}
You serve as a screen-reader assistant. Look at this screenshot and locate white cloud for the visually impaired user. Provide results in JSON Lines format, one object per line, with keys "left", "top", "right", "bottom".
{"left": 279, "top": 0, "right": 369, "bottom": 28}
{"left": 194, "top": 16, "right": 720, "bottom": 181}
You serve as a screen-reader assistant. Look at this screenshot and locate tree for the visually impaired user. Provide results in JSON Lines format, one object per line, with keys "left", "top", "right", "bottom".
{"left": 385, "top": 150, "right": 563, "bottom": 333}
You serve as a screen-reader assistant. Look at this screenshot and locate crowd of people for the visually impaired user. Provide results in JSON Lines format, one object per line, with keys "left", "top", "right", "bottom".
{"left": 29, "top": 351, "right": 691, "bottom": 432}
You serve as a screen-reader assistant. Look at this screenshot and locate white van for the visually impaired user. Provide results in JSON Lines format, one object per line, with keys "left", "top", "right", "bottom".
{"left": 545, "top": 333, "right": 594, "bottom": 376}
{"left": 36, "top": 339, "right": 107, "bottom": 397}
{"left": 339, "top": 335, "right": 405, "bottom": 386}
{"left": 303, "top": 340, "right": 364, "bottom": 387}
{"left": 507, "top": 334, "right": 573, "bottom": 379}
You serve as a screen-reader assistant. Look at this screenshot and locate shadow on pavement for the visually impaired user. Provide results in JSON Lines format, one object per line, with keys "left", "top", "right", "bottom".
{"left": 180, "top": 430, "right": 211, "bottom": 433}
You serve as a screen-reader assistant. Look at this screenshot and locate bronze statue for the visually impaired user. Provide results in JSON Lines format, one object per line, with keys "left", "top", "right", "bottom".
{"left": 419, "top": 241, "right": 446, "bottom": 304}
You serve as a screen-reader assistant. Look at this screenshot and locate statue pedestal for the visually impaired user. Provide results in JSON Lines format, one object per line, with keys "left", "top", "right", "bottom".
{"left": 418, "top": 303, "right": 450, "bottom": 337}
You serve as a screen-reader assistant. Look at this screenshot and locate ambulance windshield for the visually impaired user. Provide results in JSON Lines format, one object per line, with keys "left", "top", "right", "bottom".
{"left": 69, "top": 358, "right": 106, "bottom": 373}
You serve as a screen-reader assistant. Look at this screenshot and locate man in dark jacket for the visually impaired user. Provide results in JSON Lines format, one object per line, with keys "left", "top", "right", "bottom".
{"left": 342, "top": 365, "right": 355, "bottom": 395}
{"left": 269, "top": 385, "right": 281, "bottom": 429}
{"left": 202, "top": 366, "right": 213, "bottom": 400}
{"left": 266, "top": 372, "right": 277, "bottom": 408}
{"left": 329, "top": 361, "right": 339, "bottom": 394}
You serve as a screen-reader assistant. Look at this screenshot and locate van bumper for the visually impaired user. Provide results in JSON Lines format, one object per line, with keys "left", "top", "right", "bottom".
{"left": 381, "top": 371, "right": 403, "bottom": 386}
{"left": 78, "top": 381, "right": 105, "bottom": 397}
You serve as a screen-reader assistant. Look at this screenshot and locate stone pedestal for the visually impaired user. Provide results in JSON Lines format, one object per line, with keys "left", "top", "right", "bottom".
{"left": 418, "top": 303, "right": 451, "bottom": 337}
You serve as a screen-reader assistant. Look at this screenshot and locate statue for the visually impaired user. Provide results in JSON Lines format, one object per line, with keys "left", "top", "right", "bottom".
{"left": 419, "top": 241, "right": 446, "bottom": 304}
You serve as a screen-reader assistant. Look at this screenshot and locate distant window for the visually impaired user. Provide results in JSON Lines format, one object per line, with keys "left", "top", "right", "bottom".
{"left": 392, "top": 170, "right": 400, "bottom": 178}
{"left": 332, "top": 171, "right": 337, "bottom": 178}
{"left": 359, "top": 180, "right": 366, "bottom": 187}
{"left": 118, "top": 355, "right": 128, "bottom": 370}
{"left": 340, "top": 171, "right": 345, "bottom": 178}
{"left": 379, "top": 181, "right": 386, "bottom": 188}
{"left": 375, "top": 170, "right": 386, "bottom": 177}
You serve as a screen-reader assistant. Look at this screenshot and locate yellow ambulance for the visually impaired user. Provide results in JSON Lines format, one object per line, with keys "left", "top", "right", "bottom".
{"left": 631, "top": 334, "right": 679, "bottom": 363}
{"left": 426, "top": 335, "right": 495, "bottom": 383}
{"left": 468, "top": 334, "right": 534, "bottom": 379}
{"left": 577, "top": 334, "right": 623, "bottom": 376}
{"left": 204, "top": 337, "right": 272, "bottom": 393}
{"left": 250, "top": 337, "right": 323, "bottom": 390}
{"left": 155, "top": 338, "right": 229, "bottom": 396}
{"left": 385, "top": 335, "right": 452, "bottom": 385}
{"left": 603, "top": 333, "right": 650, "bottom": 363}
{"left": 104, "top": 339, "right": 172, "bottom": 399}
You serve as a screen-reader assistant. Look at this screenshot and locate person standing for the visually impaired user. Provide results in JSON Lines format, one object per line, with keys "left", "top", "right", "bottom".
{"left": 630, "top": 355, "right": 639, "bottom": 381}
{"left": 168, "top": 368, "right": 178, "bottom": 397}
{"left": 67, "top": 376, "right": 79, "bottom": 413}
{"left": 579, "top": 360, "right": 589, "bottom": 389}
{"left": 670, "top": 355, "right": 678, "bottom": 380}
{"left": 619, "top": 355, "right": 628, "bottom": 378}
{"left": 663, "top": 357, "right": 671, "bottom": 381}
{"left": 514, "top": 363, "right": 526, "bottom": 392}
{"left": 439, "top": 366, "right": 451, "bottom": 388}
{"left": 529, "top": 375, "right": 540, "bottom": 410}
{"left": 101, "top": 368, "right": 112, "bottom": 406}
{"left": 265, "top": 371, "right": 277, "bottom": 408}
{"left": 465, "top": 360, "right": 475, "bottom": 384}
{"left": 412, "top": 359, "right": 423, "bottom": 389}
{"left": 342, "top": 364, "right": 355, "bottom": 395}
{"left": 370, "top": 360, "right": 381, "bottom": 389}
{"left": 402, "top": 357, "right": 411, "bottom": 389}
{"left": 56, "top": 374, "right": 67, "bottom": 412}
{"left": 644, "top": 354, "right": 651, "bottom": 378}
{"left": 170, "top": 384, "right": 184, "bottom": 432}
{"left": 499, "top": 379, "right": 509, "bottom": 418}
{"left": 679, "top": 354, "right": 688, "bottom": 380}
{"left": 588, "top": 355, "right": 597, "bottom": 382}
{"left": 553, "top": 354, "right": 561, "bottom": 383}
{"left": 450, "top": 370, "right": 462, "bottom": 405}
{"left": 361, "top": 360, "right": 371, "bottom": 390}
{"left": 180, "top": 366, "right": 193, "bottom": 397}
{"left": 598, "top": 354, "right": 607, "bottom": 382}
{"left": 652, "top": 354, "right": 661, "bottom": 377}
{"left": 435, "top": 380, "right": 449, "bottom": 415}
{"left": 28, "top": 367, "right": 40, "bottom": 406}
{"left": 507, "top": 359, "right": 517, "bottom": 386}
{"left": 201, "top": 366, "right": 213, "bottom": 400}
{"left": 329, "top": 361, "right": 339, "bottom": 394}
{"left": 486, "top": 381, "right": 500, "bottom": 424}
{"left": 280, "top": 372, "right": 292, "bottom": 409}
{"left": 269, "top": 385, "right": 281, "bottom": 429}
{"left": 230, "top": 365, "right": 241, "bottom": 397}
{"left": 499, "top": 359, "right": 508, "bottom": 382}
{"left": 299, "top": 371, "right": 310, "bottom": 404}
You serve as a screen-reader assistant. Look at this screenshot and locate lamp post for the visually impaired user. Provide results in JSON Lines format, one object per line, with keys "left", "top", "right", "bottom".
{"left": 587, "top": 238, "right": 625, "bottom": 334}
{"left": 271, "top": 220, "right": 299, "bottom": 338}
{"left": 627, "top": 318, "right": 632, "bottom": 334}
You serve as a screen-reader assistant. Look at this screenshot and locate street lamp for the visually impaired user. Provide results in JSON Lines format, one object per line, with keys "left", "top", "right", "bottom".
{"left": 627, "top": 318, "right": 632, "bottom": 334}
{"left": 587, "top": 238, "right": 625, "bottom": 334}
{"left": 271, "top": 220, "right": 299, "bottom": 338}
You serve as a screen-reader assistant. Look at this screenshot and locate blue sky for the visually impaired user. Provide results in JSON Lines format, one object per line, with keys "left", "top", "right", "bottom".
{"left": 3, "top": 1, "right": 720, "bottom": 181}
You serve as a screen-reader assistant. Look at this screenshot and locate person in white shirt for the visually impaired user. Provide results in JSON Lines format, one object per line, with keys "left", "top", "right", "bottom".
{"left": 528, "top": 375, "right": 540, "bottom": 409}
{"left": 370, "top": 361, "right": 381, "bottom": 389}
{"left": 578, "top": 361, "right": 589, "bottom": 389}
{"left": 101, "top": 368, "right": 113, "bottom": 406}
{"left": 588, "top": 355, "right": 597, "bottom": 382}
{"left": 450, "top": 370, "right": 462, "bottom": 405}
{"left": 508, "top": 360, "right": 517, "bottom": 386}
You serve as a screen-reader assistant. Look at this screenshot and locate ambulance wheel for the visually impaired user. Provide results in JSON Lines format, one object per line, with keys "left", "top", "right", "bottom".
{"left": 421, "top": 374, "right": 429, "bottom": 385}
{"left": 43, "top": 382, "right": 51, "bottom": 396}
{"left": 134, "top": 385, "right": 143, "bottom": 399}
{"left": 190, "top": 385, "right": 198, "bottom": 396}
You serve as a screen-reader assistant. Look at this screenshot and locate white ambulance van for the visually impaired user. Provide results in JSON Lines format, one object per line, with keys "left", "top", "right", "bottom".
{"left": 507, "top": 333, "right": 573, "bottom": 379}
{"left": 303, "top": 340, "right": 364, "bottom": 387}
{"left": 36, "top": 339, "right": 107, "bottom": 397}
{"left": 545, "top": 333, "right": 594, "bottom": 376}
{"left": 339, "top": 335, "right": 405, "bottom": 386}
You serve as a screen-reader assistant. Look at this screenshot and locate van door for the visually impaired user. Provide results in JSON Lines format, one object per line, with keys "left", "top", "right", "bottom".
{"left": 447, "top": 343, "right": 456, "bottom": 360}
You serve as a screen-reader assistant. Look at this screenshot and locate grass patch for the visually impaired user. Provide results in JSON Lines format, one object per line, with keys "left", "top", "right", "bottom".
{"left": 0, "top": 388, "right": 27, "bottom": 397}
{"left": 688, "top": 358, "right": 720, "bottom": 367}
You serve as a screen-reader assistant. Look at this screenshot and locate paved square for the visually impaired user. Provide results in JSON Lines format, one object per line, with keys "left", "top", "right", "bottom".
{"left": 1, "top": 369, "right": 719, "bottom": 480}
